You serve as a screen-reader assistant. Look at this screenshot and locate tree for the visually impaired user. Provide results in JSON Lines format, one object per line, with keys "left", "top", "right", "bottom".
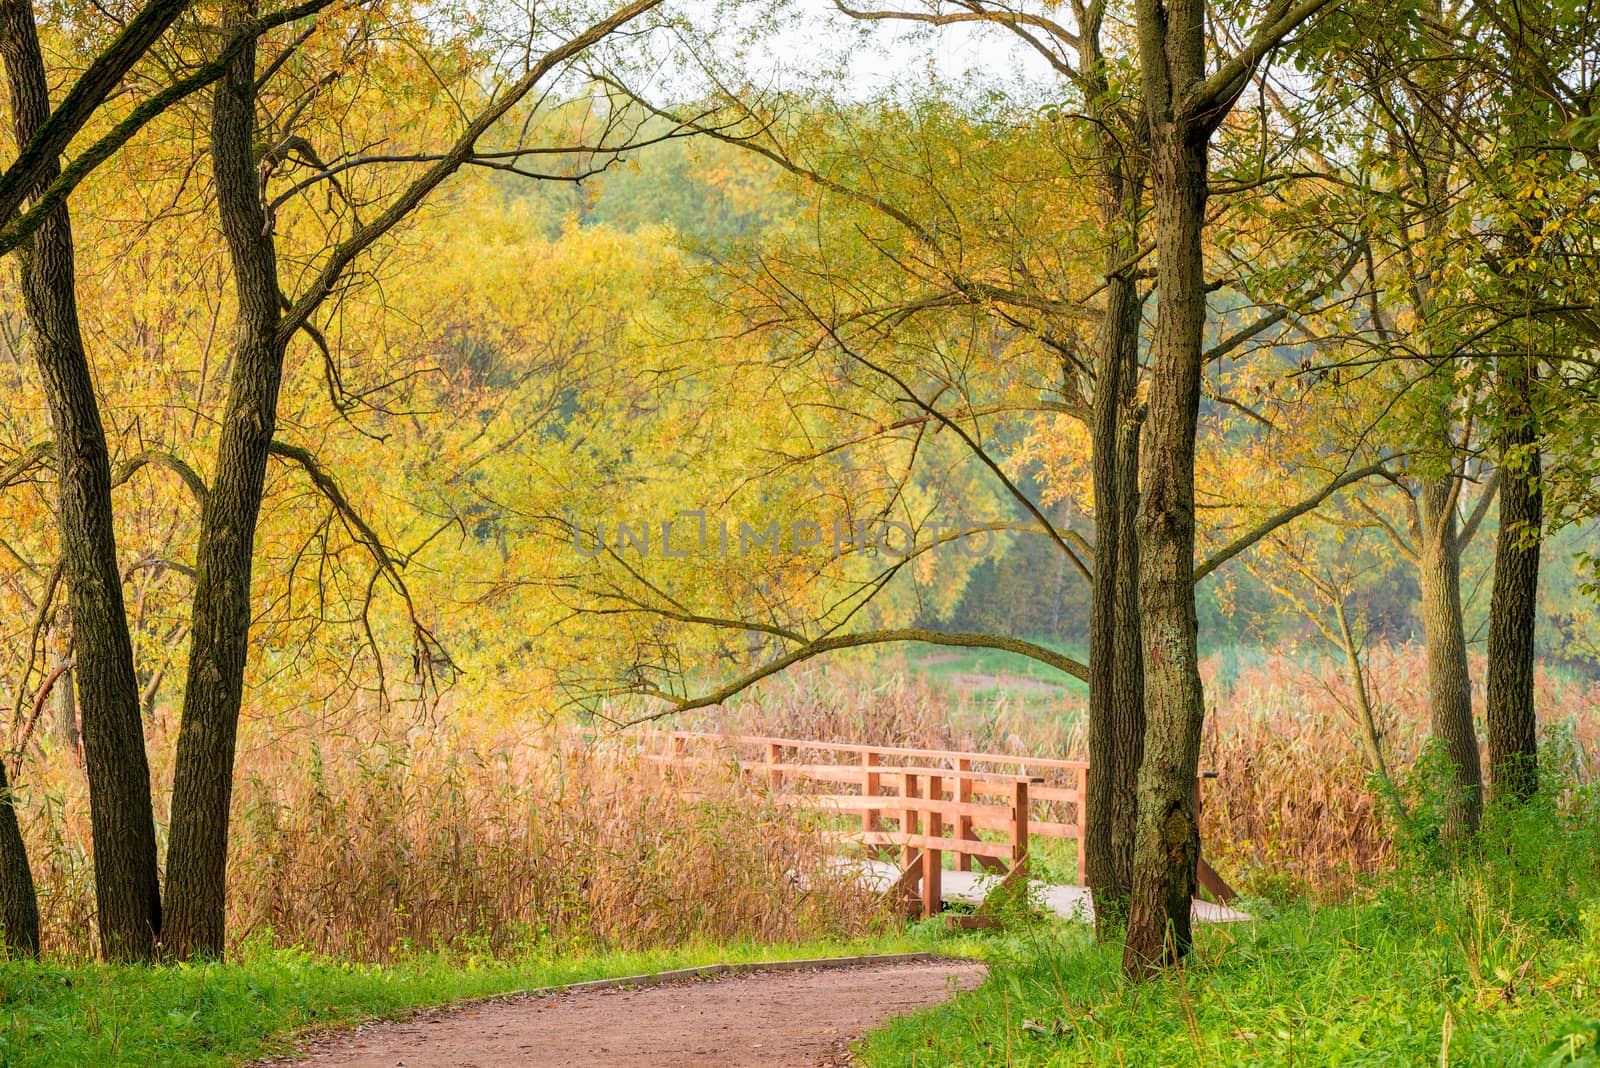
{"left": 823, "top": 0, "right": 1153, "bottom": 932}
{"left": 1479, "top": 0, "right": 1600, "bottom": 803}
{"left": 0, "top": 0, "right": 187, "bottom": 962}
{"left": 161, "top": 0, "right": 671, "bottom": 958}
{"left": 1121, "top": 0, "right": 1333, "bottom": 976}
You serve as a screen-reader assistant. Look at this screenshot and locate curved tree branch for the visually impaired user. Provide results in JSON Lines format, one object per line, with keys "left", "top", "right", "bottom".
{"left": 624, "top": 626, "right": 1087, "bottom": 719}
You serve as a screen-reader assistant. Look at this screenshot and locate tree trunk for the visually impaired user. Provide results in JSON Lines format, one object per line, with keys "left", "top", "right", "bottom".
{"left": 1108, "top": 401, "right": 1144, "bottom": 917}
{"left": 1486, "top": 355, "right": 1540, "bottom": 802}
{"left": 1123, "top": 122, "right": 1209, "bottom": 978}
{"left": 1416, "top": 477, "right": 1483, "bottom": 837}
{"left": 0, "top": 0, "right": 162, "bottom": 961}
{"left": 49, "top": 619, "right": 80, "bottom": 750}
{"left": 163, "top": 6, "right": 286, "bottom": 959}
{"left": 0, "top": 758, "right": 38, "bottom": 958}
{"left": 1085, "top": 161, "right": 1145, "bottom": 938}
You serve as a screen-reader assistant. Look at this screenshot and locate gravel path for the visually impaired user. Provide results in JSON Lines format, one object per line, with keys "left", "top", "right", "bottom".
{"left": 265, "top": 957, "right": 987, "bottom": 1067}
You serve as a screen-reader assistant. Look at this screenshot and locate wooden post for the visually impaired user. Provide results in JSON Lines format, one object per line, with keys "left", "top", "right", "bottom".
{"left": 1010, "top": 779, "right": 1029, "bottom": 879}
{"left": 902, "top": 771, "right": 921, "bottom": 871}
{"left": 923, "top": 772, "right": 943, "bottom": 917}
{"left": 1075, "top": 765, "right": 1088, "bottom": 885}
{"left": 863, "top": 750, "right": 881, "bottom": 832}
{"left": 766, "top": 741, "right": 782, "bottom": 794}
{"left": 956, "top": 758, "right": 973, "bottom": 871}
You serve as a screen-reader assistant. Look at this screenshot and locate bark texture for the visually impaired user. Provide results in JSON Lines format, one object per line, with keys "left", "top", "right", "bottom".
{"left": 1484, "top": 43, "right": 1548, "bottom": 804}
{"left": 1085, "top": 186, "right": 1145, "bottom": 936}
{"left": 0, "top": 760, "right": 37, "bottom": 958}
{"left": 1076, "top": 2, "right": 1148, "bottom": 940}
{"left": 1123, "top": 120, "right": 1210, "bottom": 975}
{"left": 1414, "top": 477, "right": 1483, "bottom": 836}
{"left": 163, "top": 7, "right": 286, "bottom": 958}
{"left": 1486, "top": 355, "right": 1540, "bottom": 802}
{"left": 0, "top": 0, "right": 161, "bottom": 961}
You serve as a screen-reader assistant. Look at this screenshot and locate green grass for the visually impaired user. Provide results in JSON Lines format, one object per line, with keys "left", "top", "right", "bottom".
{"left": 0, "top": 931, "right": 952, "bottom": 1067}
{"left": 861, "top": 787, "right": 1600, "bottom": 1066}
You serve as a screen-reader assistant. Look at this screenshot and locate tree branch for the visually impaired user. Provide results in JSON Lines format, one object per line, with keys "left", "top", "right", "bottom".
{"left": 280, "top": 0, "right": 665, "bottom": 338}
{"left": 1182, "top": 0, "right": 1336, "bottom": 129}
{"left": 0, "top": 0, "right": 187, "bottom": 225}
{"left": 1456, "top": 469, "right": 1500, "bottom": 552}
{"left": 0, "top": 0, "right": 338, "bottom": 256}
{"left": 625, "top": 626, "right": 1088, "bottom": 718}
{"left": 1194, "top": 460, "right": 1391, "bottom": 582}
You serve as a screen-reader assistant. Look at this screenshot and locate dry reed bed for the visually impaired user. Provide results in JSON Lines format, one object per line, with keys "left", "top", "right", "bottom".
{"left": 11, "top": 644, "right": 1595, "bottom": 957}
{"left": 14, "top": 721, "right": 883, "bottom": 961}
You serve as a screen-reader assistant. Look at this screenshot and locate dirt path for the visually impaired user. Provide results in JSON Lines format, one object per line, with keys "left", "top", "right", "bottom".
{"left": 267, "top": 957, "right": 986, "bottom": 1068}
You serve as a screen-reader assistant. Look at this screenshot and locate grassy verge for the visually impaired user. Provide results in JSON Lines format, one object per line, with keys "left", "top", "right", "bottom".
{"left": 861, "top": 790, "right": 1600, "bottom": 1066}
{"left": 0, "top": 931, "right": 959, "bottom": 1067}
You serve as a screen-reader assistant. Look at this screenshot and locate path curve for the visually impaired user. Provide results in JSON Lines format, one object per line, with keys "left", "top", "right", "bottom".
{"left": 266, "top": 957, "right": 986, "bottom": 1068}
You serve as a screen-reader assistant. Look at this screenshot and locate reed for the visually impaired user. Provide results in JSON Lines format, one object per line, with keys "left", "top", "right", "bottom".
{"left": 13, "top": 716, "right": 884, "bottom": 961}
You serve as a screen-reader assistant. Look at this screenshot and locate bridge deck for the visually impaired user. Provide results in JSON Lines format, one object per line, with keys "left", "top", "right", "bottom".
{"left": 849, "top": 859, "right": 1254, "bottom": 924}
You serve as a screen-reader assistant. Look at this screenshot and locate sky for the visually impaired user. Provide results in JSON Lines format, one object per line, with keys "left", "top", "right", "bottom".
{"left": 677, "top": 0, "right": 1064, "bottom": 100}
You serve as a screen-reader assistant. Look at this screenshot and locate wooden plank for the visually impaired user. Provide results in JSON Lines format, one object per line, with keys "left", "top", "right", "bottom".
{"left": 1076, "top": 766, "right": 1088, "bottom": 883}
{"left": 891, "top": 856, "right": 923, "bottom": 895}
{"left": 1197, "top": 856, "right": 1239, "bottom": 903}
{"left": 606, "top": 728, "right": 1092, "bottom": 772}
{"left": 964, "top": 815, "right": 1078, "bottom": 838}
{"left": 968, "top": 780, "right": 1079, "bottom": 800}
{"left": 974, "top": 857, "right": 1031, "bottom": 919}
{"left": 773, "top": 794, "right": 1025, "bottom": 823}
{"left": 902, "top": 773, "right": 921, "bottom": 870}
{"left": 889, "top": 856, "right": 923, "bottom": 919}
{"left": 860, "top": 831, "right": 1014, "bottom": 860}
{"left": 766, "top": 742, "right": 782, "bottom": 792}
{"left": 749, "top": 761, "right": 1042, "bottom": 785}
{"left": 1027, "top": 785, "right": 1084, "bottom": 804}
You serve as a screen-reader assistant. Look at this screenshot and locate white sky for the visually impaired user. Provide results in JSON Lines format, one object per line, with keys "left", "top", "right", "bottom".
{"left": 676, "top": 0, "right": 1063, "bottom": 100}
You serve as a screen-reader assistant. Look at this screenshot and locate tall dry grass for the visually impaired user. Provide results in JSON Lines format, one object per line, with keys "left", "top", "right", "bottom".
{"left": 12, "top": 716, "right": 884, "bottom": 962}
{"left": 693, "top": 645, "right": 1599, "bottom": 900}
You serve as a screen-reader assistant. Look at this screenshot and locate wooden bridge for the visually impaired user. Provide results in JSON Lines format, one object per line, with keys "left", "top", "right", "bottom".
{"left": 590, "top": 729, "right": 1246, "bottom": 924}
